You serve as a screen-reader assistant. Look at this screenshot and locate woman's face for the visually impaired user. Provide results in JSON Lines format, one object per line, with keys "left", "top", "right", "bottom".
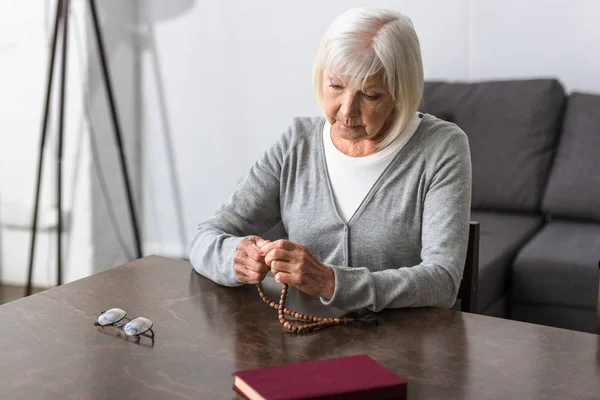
{"left": 322, "top": 72, "right": 396, "bottom": 143}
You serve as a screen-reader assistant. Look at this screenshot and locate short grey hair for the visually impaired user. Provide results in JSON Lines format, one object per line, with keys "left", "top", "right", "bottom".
{"left": 313, "top": 8, "right": 424, "bottom": 148}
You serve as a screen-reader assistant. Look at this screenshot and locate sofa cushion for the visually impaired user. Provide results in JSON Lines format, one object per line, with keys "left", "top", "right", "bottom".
{"left": 511, "top": 304, "right": 595, "bottom": 333}
{"left": 482, "top": 295, "right": 508, "bottom": 319}
{"left": 471, "top": 210, "right": 544, "bottom": 313}
{"left": 511, "top": 220, "right": 600, "bottom": 309}
{"left": 422, "top": 79, "right": 565, "bottom": 212}
{"left": 542, "top": 93, "right": 600, "bottom": 222}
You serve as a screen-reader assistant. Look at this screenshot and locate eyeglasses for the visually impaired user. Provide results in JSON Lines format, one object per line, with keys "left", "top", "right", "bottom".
{"left": 94, "top": 308, "right": 155, "bottom": 340}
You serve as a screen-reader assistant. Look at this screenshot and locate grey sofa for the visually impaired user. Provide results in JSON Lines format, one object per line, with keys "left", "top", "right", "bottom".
{"left": 420, "top": 79, "right": 600, "bottom": 333}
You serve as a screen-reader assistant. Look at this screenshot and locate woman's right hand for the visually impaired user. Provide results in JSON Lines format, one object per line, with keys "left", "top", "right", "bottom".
{"left": 234, "top": 236, "right": 271, "bottom": 284}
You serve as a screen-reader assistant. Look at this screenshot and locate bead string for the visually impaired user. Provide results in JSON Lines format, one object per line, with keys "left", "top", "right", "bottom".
{"left": 256, "top": 283, "right": 355, "bottom": 333}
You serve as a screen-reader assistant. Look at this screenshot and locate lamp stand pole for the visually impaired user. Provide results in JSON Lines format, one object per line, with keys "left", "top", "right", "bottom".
{"left": 26, "top": 0, "right": 142, "bottom": 296}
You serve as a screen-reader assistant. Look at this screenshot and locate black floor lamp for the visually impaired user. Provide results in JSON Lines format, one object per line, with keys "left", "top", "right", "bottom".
{"left": 25, "top": 0, "right": 142, "bottom": 296}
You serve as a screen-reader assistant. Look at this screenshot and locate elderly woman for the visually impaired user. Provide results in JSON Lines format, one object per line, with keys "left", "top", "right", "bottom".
{"left": 190, "top": 8, "right": 471, "bottom": 312}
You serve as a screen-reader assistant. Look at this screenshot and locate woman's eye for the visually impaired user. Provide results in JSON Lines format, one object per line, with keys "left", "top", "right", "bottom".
{"left": 329, "top": 84, "right": 343, "bottom": 90}
{"left": 363, "top": 93, "right": 380, "bottom": 101}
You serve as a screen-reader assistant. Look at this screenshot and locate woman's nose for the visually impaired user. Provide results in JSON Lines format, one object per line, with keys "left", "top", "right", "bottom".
{"left": 340, "top": 93, "right": 360, "bottom": 118}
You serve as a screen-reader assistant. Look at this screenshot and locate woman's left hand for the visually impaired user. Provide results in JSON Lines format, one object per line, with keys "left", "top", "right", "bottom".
{"left": 259, "top": 240, "right": 335, "bottom": 299}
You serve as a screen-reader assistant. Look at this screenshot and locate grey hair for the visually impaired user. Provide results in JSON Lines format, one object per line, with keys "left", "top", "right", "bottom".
{"left": 312, "top": 8, "right": 424, "bottom": 148}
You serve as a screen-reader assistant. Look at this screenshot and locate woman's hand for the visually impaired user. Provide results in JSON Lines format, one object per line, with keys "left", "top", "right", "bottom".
{"left": 259, "top": 240, "right": 335, "bottom": 299}
{"left": 234, "top": 236, "right": 271, "bottom": 284}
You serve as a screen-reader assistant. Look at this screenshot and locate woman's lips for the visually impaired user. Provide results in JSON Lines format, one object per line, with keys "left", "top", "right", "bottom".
{"left": 340, "top": 122, "right": 361, "bottom": 129}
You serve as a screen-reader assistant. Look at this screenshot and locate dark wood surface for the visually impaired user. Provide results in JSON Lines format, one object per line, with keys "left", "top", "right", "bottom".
{"left": 0, "top": 256, "right": 599, "bottom": 399}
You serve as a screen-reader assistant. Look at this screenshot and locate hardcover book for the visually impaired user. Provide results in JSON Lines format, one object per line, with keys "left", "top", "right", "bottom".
{"left": 232, "top": 354, "right": 407, "bottom": 399}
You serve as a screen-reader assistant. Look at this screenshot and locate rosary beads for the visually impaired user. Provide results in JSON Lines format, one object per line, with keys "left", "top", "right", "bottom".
{"left": 256, "top": 282, "right": 358, "bottom": 333}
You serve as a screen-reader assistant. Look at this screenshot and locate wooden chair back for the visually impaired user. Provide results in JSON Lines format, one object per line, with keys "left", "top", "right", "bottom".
{"left": 596, "top": 260, "right": 600, "bottom": 334}
{"left": 457, "top": 221, "right": 480, "bottom": 313}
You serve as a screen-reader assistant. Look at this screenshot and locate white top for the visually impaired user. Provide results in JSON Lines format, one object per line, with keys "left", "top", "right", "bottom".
{"left": 323, "top": 113, "right": 423, "bottom": 222}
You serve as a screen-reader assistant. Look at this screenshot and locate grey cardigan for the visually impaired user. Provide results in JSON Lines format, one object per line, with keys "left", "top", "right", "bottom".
{"left": 190, "top": 114, "right": 472, "bottom": 312}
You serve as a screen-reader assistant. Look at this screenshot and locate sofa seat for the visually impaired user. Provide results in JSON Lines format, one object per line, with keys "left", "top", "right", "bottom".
{"left": 511, "top": 220, "right": 600, "bottom": 332}
{"left": 471, "top": 210, "right": 544, "bottom": 316}
{"left": 470, "top": 210, "right": 544, "bottom": 316}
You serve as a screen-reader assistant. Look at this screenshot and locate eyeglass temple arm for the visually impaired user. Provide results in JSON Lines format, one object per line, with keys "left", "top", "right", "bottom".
{"left": 142, "top": 328, "right": 155, "bottom": 339}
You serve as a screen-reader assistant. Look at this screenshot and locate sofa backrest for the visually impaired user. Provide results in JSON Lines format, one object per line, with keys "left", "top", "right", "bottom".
{"left": 542, "top": 93, "right": 600, "bottom": 222}
{"left": 420, "top": 79, "right": 565, "bottom": 212}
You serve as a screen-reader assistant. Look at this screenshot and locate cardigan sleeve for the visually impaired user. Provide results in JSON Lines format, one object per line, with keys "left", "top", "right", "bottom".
{"left": 321, "top": 127, "right": 472, "bottom": 311}
{"left": 189, "top": 129, "right": 292, "bottom": 286}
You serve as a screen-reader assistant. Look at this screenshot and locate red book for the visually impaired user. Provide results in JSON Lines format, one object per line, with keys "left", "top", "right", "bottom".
{"left": 232, "top": 354, "right": 407, "bottom": 399}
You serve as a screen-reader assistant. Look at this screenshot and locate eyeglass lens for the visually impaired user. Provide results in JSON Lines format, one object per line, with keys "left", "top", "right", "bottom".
{"left": 97, "top": 308, "right": 127, "bottom": 326}
{"left": 123, "top": 317, "right": 153, "bottom": 336}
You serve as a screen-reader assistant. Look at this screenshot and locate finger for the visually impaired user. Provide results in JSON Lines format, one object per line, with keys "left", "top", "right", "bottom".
{"left": 244, "top": 258, "right": 270, "bottom": 274}
{"left": 234, "top": 245, "right": 270, "bottom": 273}
{"left": 259, "top": 239, "right": 297, "bottom": 256}
{"left": 233, "top": 251, "right": 260, "bottom": 267}
{"left": 234, "top": 252, "right": 269, "bottom": 274}
{"left": 270, "top": 259, "right": 293, "bottom": 274}
{"left": 255, "top": 237, "right": 271, "bottom": 248}
{"left": 246, "top": 236, "right": 271, "bottom": 251}
{"left": 236, "top": 238, "right": 256, "bottom": 259}
{"left": 248, "top": 268, "right": 268, "bottom": 283}
{"left": 264, "top": 248, "right": 292, "bottom": 266}
{"left": 235, "top": 264, "right": 265, "bottom": 284}
{"left": 273, "top": 271, "right": 293, "bottom": 284}
{"left": 239, "top": 239, "right": 266, "bottom": 262}
{"left": 234, "top": 264, "right": 251, "bottom": 282}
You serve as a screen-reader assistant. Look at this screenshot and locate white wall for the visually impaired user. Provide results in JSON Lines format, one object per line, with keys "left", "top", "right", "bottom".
{"left": 138, "top": 0, "right": 600, "bottom": 259}
{"left": 0, "top": 0, "right": 93, "bottom": 286}
{"left": 468, "top": 1, "right": 600, "bottom": 90}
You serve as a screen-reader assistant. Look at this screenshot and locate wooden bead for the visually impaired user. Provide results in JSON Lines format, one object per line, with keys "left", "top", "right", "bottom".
{"left": 256, "top": 283, "right": 360, "bottom": 334}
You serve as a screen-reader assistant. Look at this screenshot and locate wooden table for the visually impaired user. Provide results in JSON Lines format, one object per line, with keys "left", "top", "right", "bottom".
{"left": 0, "top": 256, "right": 599, "bottom": 399}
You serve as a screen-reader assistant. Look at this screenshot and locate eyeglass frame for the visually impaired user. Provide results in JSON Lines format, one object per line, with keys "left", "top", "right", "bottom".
{"left": 94, "top": 309, "right": 155, "bottom": 340}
